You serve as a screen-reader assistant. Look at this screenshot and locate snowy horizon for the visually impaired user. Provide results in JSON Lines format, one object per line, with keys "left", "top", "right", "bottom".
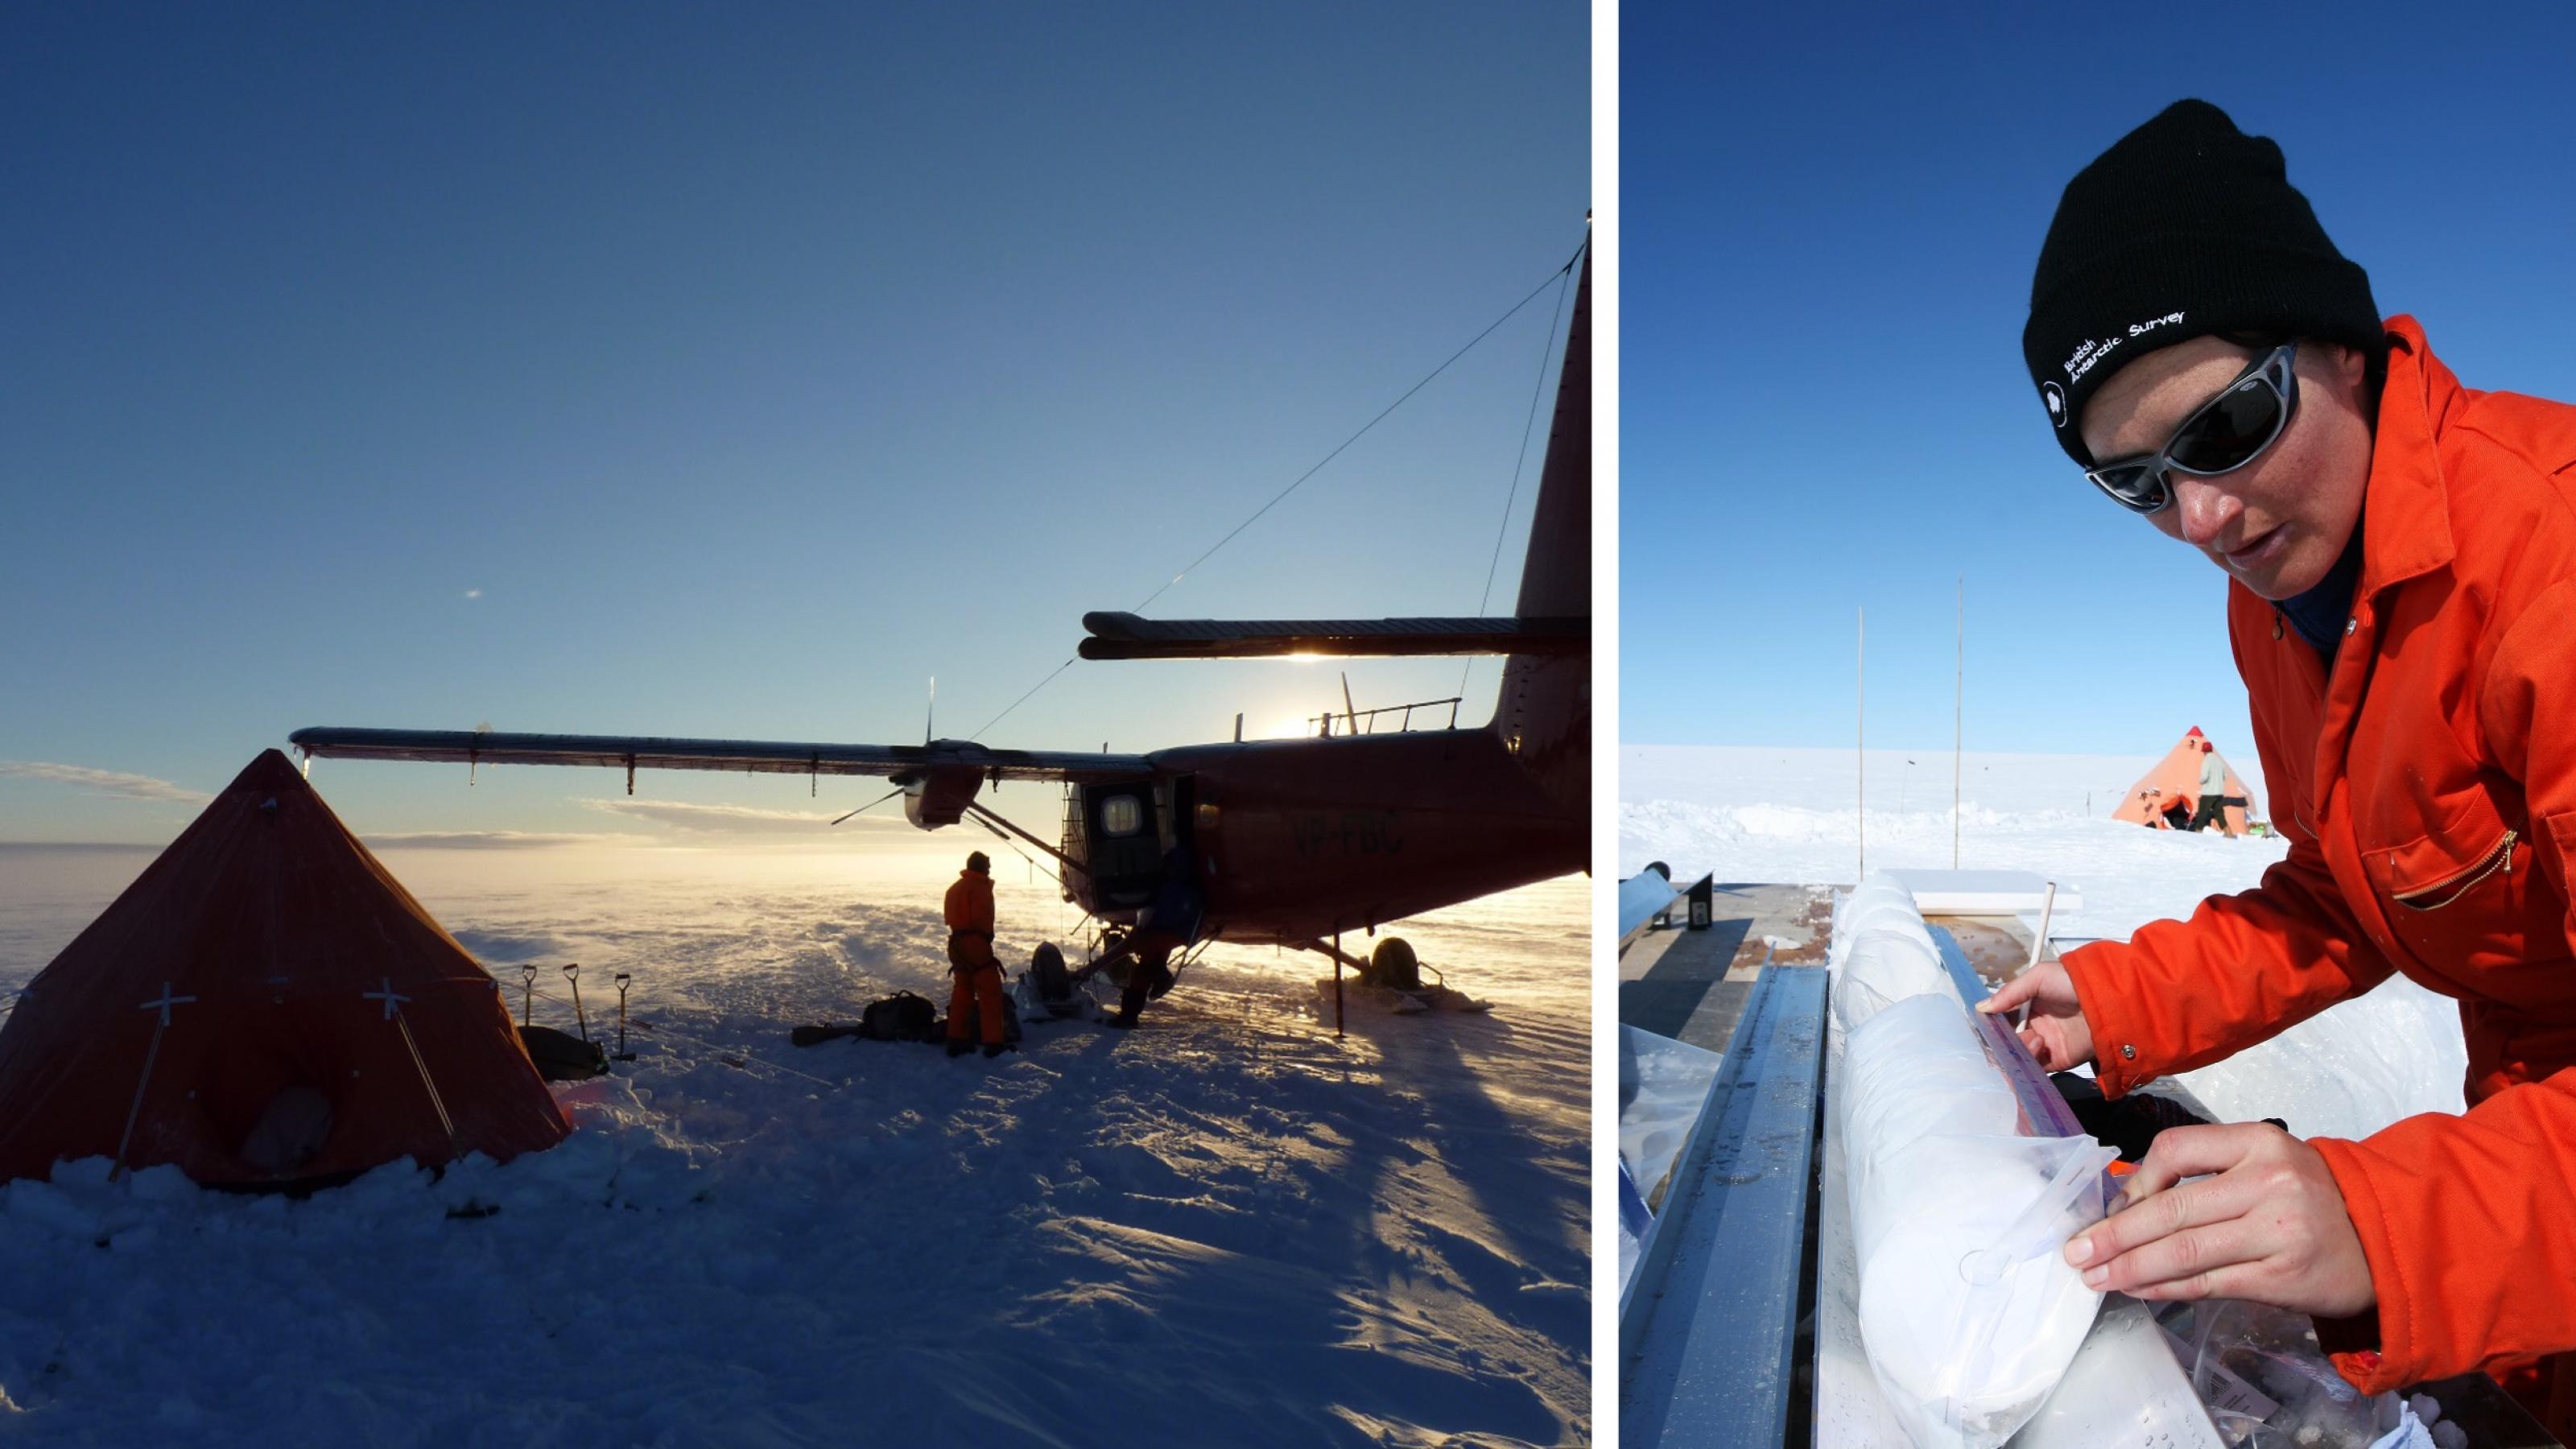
{"left": 1623, "top": 745, "right": 2467, "bottom": 1146}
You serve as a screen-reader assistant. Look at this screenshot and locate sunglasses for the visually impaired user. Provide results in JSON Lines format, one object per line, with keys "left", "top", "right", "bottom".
{"left": 2084, "top": 342, "right": 2299, "bottom": 514}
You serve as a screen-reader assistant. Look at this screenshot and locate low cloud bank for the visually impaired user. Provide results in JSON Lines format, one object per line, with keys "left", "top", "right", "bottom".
{"left": 364, "top": 830, "right": 653, "bottom": 850}
{"left": 0, "top": 762, "right": 208, "bottom": 805}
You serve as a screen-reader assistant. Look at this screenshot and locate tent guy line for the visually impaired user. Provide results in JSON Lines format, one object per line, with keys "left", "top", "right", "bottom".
{"left": 109, "top": 983, "right": 194, "bottom": 1182}
{"left": 517, "top": 984, "right": 846, "bottom": 1092}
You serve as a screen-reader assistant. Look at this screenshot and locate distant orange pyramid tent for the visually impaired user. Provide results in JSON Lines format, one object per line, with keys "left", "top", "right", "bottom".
{"left": 0, "top": 749, "right": 570, "bottom": 1187}
{"left": 2113, "top": 726, "right": 2252, "bottom": 833}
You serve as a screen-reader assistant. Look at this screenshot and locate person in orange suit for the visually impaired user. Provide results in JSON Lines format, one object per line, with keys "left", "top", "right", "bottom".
{"left": 943, "top": 851, "right": 1008, "bottom": 1059}
{"left": 1987, "top": 99, "right": 2576, "bottom": 1435}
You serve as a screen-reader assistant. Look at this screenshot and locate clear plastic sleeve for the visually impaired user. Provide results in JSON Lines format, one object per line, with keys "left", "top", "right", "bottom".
{"left": 1834, "top": 874, "right": 2116, "bottom": 1448}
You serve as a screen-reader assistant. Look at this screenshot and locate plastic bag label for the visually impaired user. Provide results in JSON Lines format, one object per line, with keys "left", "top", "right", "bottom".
{"left": 2160, "top": 1326, "right": 2281, "bottom": 1423}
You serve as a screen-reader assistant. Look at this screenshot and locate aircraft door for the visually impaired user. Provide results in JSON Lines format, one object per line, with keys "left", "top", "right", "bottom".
{"left": 1080, "top": 780, "right": 1162, "bottom": 909}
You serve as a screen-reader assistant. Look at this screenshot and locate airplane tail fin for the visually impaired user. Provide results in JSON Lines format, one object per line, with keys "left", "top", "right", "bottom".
{"left": 1491, "top": 242, "right": 1589, "bottom": 810}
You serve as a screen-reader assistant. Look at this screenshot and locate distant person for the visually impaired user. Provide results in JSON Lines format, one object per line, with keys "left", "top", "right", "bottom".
{"left": 2185, "top": 740, "right": 2244, "bottom": 836}
{"left": 943, "top": 851, "right": 1008, "bottom": 1059}
{"left": 1984, "top": 99, "right": 2576, "bottom": 1433}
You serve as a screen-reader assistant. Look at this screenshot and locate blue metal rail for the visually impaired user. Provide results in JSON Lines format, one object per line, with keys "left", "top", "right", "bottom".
{"left": 1619, "top": 964, "right": 1828, "bottom": 1447}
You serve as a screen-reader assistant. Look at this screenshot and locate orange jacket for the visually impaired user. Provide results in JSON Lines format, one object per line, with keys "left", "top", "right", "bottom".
{"left": 2064, "top": 317, "right": 2576, "bottom": 1402}
{"left": 943, "top": 869, "right": 995, "bottom": 938}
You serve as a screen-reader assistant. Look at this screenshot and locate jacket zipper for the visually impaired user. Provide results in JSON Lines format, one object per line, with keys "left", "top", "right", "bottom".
{"left": 2391, "top": 829, "right": 2517, "bottom": 911}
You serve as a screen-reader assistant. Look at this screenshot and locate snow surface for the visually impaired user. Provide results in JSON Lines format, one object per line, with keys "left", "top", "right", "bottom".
{"left": 1623, "top": 745, "right": 2468, "bottom": 1140}
{"left": 0, "top": 845, "right": 1587, "bottom": 1447}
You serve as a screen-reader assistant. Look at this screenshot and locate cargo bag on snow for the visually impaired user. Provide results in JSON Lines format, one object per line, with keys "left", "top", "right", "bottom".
{"left": 518, "top": 1024, "right": 609, "bottom": 1082}
{"left": 861, "top": 990, "right": 941, "bottom": 1042}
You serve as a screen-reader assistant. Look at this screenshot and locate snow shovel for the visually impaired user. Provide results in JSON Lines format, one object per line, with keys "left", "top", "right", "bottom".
{"left": 612, "top": 972, "right": 637, "bottom": 1061}
{"left": 563, "top": 963, "right": 591, "bottom": 1043}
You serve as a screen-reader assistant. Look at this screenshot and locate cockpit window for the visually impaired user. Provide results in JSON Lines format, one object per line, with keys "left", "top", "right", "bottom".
{"left": 1101, "top": 795, "right": 1144, "bottom": 836}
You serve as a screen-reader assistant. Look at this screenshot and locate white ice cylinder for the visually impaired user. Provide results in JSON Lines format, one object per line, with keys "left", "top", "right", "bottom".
{"left": 1832, "top": 877, "right": 2114, "bottom": 1449}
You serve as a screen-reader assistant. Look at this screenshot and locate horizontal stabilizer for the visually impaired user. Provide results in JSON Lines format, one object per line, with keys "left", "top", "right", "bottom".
{"left": 1079, "top": 613, "right": 1586, "bottom": 661}
{"left": 287, "top": 729, "right": 1154, "bottom": 782}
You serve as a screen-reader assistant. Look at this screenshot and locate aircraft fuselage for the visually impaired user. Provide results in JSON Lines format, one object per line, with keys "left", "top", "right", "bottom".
{"left": 1065, "top": 723, "right": 1585, "bottom": 947}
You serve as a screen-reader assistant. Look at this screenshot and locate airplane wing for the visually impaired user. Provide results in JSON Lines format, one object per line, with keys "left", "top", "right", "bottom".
{"left": 1078, "top": 613, "right": 1587, "bottom": 661}
{"left": 287, "top": 728, "right": 1155, "bottom": 782}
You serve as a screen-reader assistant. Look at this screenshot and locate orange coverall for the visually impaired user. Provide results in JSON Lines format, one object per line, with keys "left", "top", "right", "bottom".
{"left": 943, "top": 867, "right": 1004, "bottom": 1047}
{"left": 2063, "top": 318, "right": 2576, "bottom": 1430}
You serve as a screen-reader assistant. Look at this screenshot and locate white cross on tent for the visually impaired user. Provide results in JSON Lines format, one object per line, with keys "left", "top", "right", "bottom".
{"left": 113, "top": 981, "right": 199, "bottom": 1181}
{"left": 362, "top": 977, "right": 411, "bottom": 1021}
{"left": 138, "top": 983, "right": 197, "bottom": 1026}
{"left": 361, "top": 976, "right": 459, "bottom": 1150}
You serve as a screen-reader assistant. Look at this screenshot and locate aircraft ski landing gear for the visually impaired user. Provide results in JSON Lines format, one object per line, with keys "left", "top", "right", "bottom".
{"left": 1361, "top": 938, "right": 1422, "bottom": 993}
{"left": 1013, "top": 941, "right": 1090, "bottom": 1023}
{"left": 1308, "top": 935, "right": 1492, "bottom": 1024}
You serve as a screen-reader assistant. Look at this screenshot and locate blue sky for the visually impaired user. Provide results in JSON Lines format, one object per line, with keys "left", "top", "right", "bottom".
{"left": 1621, "top": 2, "right": 2576, "bottom": 758}
{"left": 1, "top": 3, "right": 1587, "bottom": 844}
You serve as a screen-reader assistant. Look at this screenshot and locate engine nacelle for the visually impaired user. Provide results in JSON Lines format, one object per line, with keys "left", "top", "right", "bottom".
{"left": 902, "top": 765, "right": 985, "bottom": 828}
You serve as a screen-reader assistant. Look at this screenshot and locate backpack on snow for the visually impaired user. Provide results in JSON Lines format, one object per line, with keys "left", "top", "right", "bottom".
{"left": 860, "top": 991, "right": 940, "bottom": 1042}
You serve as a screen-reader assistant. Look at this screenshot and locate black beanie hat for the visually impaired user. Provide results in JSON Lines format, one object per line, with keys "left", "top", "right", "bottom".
{"left": 2023, "top": 99, "right": 2382, "bottom": 465}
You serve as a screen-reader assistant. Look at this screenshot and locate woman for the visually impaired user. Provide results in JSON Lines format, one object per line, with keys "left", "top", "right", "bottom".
{"left": 1985, "top": 98, "right": 2576, "bottom": 1432}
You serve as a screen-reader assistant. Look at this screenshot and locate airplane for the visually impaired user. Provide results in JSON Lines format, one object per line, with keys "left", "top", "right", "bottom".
{"left": 291, "top": 243, "right": 1589, "bottom": 1016}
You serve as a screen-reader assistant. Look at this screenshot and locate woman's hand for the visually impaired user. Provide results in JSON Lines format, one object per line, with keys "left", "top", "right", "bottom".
{"left": 1975, "top": 961, "right": 2096, "bottom": 1071}
{"left": 2065, "top": 1122, "right": 2376, "bottom": 1319}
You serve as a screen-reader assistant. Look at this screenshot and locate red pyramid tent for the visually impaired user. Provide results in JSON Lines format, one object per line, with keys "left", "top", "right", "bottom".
{"left": 0, "top": 749, "right": 570, "bottom": 1187}
{"left": 2113, "top": 726, "right": 2254, "bottom": 833}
